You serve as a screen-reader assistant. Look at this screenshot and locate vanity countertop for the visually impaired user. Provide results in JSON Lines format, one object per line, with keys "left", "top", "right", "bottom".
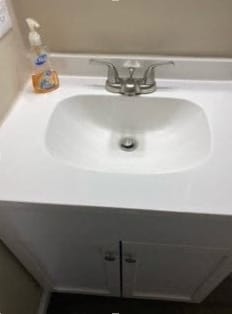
{"left": 1, "top": 73, "right": 232, "bottom": 215}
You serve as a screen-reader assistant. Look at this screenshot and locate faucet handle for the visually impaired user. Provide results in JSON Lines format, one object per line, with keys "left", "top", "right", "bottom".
{"left": 143, "top": 61, "right": 175, "bottom": 85}
{"left": 89, "top": 59, "right": 121, "bottom": 84}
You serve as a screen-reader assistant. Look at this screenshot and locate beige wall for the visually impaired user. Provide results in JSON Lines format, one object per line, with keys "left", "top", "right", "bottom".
{"left": 0, "top": 241, "right": 41, "bottom": 314}
{"left": 12, "top": 0, "right": 232, "bottom": 57}
{"left": 0, "top": 0, "right": 29, "bottom": 124}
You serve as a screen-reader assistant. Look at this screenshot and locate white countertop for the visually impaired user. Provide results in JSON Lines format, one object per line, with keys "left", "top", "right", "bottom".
{"left": 1, "top": 75, "right": 232, "bottom": 216}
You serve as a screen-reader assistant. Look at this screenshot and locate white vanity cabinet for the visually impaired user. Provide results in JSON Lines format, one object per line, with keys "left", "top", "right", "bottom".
{"left": 1, "top": 203, "right": 232, "bottom": 303}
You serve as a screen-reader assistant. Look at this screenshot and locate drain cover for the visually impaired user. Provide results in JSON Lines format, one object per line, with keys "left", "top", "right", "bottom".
{"left": 119, "top": 137, "right": 137, "bottom": 152}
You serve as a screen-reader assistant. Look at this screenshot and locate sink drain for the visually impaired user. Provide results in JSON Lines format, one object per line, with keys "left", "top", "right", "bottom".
{"left": 119, "top": 137, "right": 138, "bottom": 152}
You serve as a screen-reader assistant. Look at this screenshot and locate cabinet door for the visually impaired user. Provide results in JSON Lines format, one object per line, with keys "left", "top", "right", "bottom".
{"left": 0, "top": 207, "right": 121, "bottom": 296}
{"left": 53, "top": 243, "right": 120, "bottom": 296}
{"left": 122, "top": 242, "right": 232, "bottom": 302}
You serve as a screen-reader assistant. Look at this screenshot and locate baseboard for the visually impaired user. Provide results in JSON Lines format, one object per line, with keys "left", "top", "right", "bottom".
{"left": 37, "top": 290, "right": 51, "bottom": 314}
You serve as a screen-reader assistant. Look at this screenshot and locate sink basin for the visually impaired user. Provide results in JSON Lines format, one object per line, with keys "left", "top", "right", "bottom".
{"left": 45, "top": 95, "right": 211, "bottom": 174}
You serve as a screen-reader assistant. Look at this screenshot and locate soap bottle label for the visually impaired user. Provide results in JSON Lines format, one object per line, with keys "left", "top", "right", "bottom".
{"left": 39, "top": 70, "right": 56, "bottom": 89}
{"left": 32, "top": 70, "right": 59, "bottom": 93}
{"left": 35, "top": 53, "right": 48, "bottom": 66}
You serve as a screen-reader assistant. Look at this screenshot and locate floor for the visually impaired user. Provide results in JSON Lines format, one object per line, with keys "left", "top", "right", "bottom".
{"left": 47, "top": 276, "right": 232, "bottom": 314}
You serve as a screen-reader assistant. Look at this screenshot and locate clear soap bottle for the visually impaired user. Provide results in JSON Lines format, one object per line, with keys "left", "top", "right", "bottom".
{"left": 26, "top": 18, "right": 59, "bottom": 93}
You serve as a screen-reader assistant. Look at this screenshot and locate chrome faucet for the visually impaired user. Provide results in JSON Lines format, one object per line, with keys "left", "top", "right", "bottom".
{"left": 90, "top": 59, "right": 174, "bottom": 96}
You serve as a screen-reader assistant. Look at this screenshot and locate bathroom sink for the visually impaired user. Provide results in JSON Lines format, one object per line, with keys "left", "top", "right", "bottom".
{"left": 45, "top": 95, "right": 211, "bottom": 174}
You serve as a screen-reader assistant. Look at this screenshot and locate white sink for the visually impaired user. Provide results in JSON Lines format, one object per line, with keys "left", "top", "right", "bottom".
{"left": 45, "top": 95, "right": 211, "bottom": 174}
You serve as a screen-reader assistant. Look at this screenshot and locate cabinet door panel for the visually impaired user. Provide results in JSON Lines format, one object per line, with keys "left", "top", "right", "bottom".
{"left": 54, "top": 243, "right": 120, "bottom": 296}
{"left": 0, "top": 207, "right": 121, "bottom": 296}
{"left": 122, "top": 242, "right": 232, "bottom": 302}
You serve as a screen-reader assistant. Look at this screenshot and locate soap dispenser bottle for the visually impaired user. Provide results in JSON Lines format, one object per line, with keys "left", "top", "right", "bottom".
{"left": 26, "top": 18, "right": 59, "bottom": 93}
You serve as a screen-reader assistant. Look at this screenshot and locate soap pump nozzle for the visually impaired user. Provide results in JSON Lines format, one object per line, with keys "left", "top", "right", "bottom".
{"left": 25, "top": 17, "right": 42, "bottom": 47}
